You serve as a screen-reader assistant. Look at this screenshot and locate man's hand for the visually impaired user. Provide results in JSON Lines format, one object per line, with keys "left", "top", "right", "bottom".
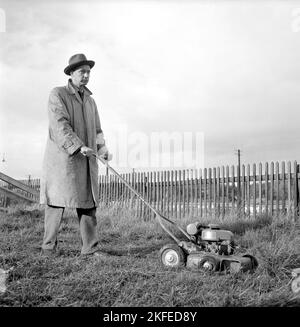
{"left": 101, "top": 152, "right": 113, "bottom": 161}
{"left": 80, "top": 146, "right": 94, "bottom": 157}
{"left": 97, "top": 145, "right": 112, "bottom": 161}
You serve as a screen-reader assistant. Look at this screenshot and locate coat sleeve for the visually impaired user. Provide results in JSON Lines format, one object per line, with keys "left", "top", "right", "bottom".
{"left": 48, "top": 88, "right": 84, "bottom": 155}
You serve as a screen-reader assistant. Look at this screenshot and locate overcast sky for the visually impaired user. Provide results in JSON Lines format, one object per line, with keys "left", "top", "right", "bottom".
{"left": 1, "top": 0, "right": 300, "bottom": 178}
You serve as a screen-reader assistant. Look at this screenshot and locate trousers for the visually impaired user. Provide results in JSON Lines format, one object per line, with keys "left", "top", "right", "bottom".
{"left": 42, "top": 205, "right": 99, "bottom": 255}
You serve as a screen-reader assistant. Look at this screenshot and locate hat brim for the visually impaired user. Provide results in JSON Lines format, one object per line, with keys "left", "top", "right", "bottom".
{"left": 64, "top": 60, "right": 95, "bottom": 75}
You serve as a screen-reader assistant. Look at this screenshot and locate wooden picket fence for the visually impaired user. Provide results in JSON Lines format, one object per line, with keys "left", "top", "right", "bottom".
{"left": 1, "top": 160, "right": 299, "bottom": 219}
{"left": 98, "top": 160, "right": 300, "bottom": 219}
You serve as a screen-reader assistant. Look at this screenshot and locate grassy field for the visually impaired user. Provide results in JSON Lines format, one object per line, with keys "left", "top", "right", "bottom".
{"left": 0, "top": 203, "right": 299, "bottom": 307}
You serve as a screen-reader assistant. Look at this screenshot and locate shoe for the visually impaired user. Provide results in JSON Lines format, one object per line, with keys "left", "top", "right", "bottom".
{"left": 83, "top": 250, "right": 109, "bottom": 259}
{"left": 93, "top": 250, "right": 109, "bottom": 258}
{"left": 40, "top": 249, "right": 59, "bottom": 257}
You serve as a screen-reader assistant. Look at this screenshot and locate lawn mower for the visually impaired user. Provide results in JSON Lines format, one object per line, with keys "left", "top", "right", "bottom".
{"left": 94, "top": 154, "right": 258, "bottom": 273}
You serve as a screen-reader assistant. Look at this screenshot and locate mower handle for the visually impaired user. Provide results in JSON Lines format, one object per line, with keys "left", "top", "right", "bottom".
{"left": 93, "top": 153, "right": 192, "bottom": 243}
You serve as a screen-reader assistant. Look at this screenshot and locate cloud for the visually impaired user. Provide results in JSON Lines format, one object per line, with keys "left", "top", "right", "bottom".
{"left": 1, "top": 1, "right": 300, "bottom": 178}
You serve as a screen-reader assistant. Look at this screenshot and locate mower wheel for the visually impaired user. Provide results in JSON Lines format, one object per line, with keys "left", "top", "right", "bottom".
{"left": 199, "top": 255, "right": 219, "bottom": 272}
{"left": 291, "top": 275, "right": 300, "bottom": 294}
{"left": 242, "top": 254, "right": 259, "bottom": 271}
{"left": 160, "top": 244, "right": 186, "bottom": 268}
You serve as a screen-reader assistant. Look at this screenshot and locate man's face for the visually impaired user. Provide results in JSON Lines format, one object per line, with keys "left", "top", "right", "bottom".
{"left": 70, "top": 65, "right": 91, "bottom": 87}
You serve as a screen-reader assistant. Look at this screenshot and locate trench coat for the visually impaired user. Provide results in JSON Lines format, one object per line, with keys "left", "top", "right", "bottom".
{"left": 40, "top": 80, "right": 102, "bottom": 208}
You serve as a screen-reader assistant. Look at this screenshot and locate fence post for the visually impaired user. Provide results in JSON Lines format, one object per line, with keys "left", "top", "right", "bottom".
{"left": 253, "top": 163, "right": 256, "bottom": 219}
{"left": 208, "top": 168, "right": 212, "bottom": 216}
{"left": 204, "top": 168, "right": 207, "bottom": 218}
{"left": 221, "top": 166, "right": 225, "bottom": 219}
{"left": 213, "top": 167, "right": 216, "bottom": 218}
{"left": 194, "top": 169, "right": 198, "bottom": 218}
{"left": 199, "top": 168, "right": 202, "bottom": 218}
{"left": 170, "top": 170, "right": 174, "bottom": 218}
{"left": 3, "top": 194, "right": 8, "bottom": 207}
{"left": 174, "top": 170, "right": 178, "bottom": 219}
{"left": 259, "top": 163, "right": 262, "bottom": 215}
{"left": 190, "top": 169, "right": 194, "bottom": 218}
{"left": 270, "top": 162, "right": 274, "bottom": 216}
{"left": 294, "top": 161, "right": 299, "bottom": 219}
{"left": 226, "top": 166, "right": 229, "bottom": 215}
{"left": 241, "top": 164, "right": 245, "bottom": 215}
{"left": 178, "top": 170, "right": 182, "bottom": 219}
{"left": 231, "top": 165, "right": 235, "bottom": 213}
{"left": 298, "top": 163, "right": 300, "bottom": 218}
{"left": 217, "top": 167, "right": 220, "bottom": 218}
{"left": 265, "top": 162, "right": 269, "bottom": 215}
{"left": 182, "top": 170, "right": 186, "bottom": 217}
{"left": 282, "top": 161, "right": 286, "bottom": 214}
{"left": 288, "top": 161, "right": 292, "bottom": 214}
{"left": 247, "top": 164, "right": 251, "bottom": 218}
{"left": 275, "top": 162, "right": 279, "bottom": 216}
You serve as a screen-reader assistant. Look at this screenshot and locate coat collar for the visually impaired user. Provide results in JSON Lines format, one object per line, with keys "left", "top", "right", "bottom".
{"left": 66, "top": 79, "right": 93, "bottom": 97}
{"left": 66, "top": 79, "right": 93, "bottom": 105}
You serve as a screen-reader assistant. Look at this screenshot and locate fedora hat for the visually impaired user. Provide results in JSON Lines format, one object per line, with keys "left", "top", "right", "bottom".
{"left": 64, "top": 53, "right": 95, "bottom": 75}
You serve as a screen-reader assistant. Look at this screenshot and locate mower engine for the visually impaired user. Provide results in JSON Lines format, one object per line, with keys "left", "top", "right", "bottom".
{"left": 186, "top": 223, "right": 235, "bottom": 256}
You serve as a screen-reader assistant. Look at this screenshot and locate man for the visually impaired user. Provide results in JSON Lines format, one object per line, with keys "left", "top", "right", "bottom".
{"left": 40, "top": 53, "right": 111, "bottom": 257}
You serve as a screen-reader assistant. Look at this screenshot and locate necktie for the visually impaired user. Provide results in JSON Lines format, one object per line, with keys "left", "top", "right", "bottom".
{"left": 79, "top": 89, "right": 84, "bottom": 100}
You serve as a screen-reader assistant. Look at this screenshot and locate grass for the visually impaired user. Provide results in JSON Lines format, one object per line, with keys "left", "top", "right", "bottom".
{"left": 0, "top": 203, "right": 299, "bottom": 307}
